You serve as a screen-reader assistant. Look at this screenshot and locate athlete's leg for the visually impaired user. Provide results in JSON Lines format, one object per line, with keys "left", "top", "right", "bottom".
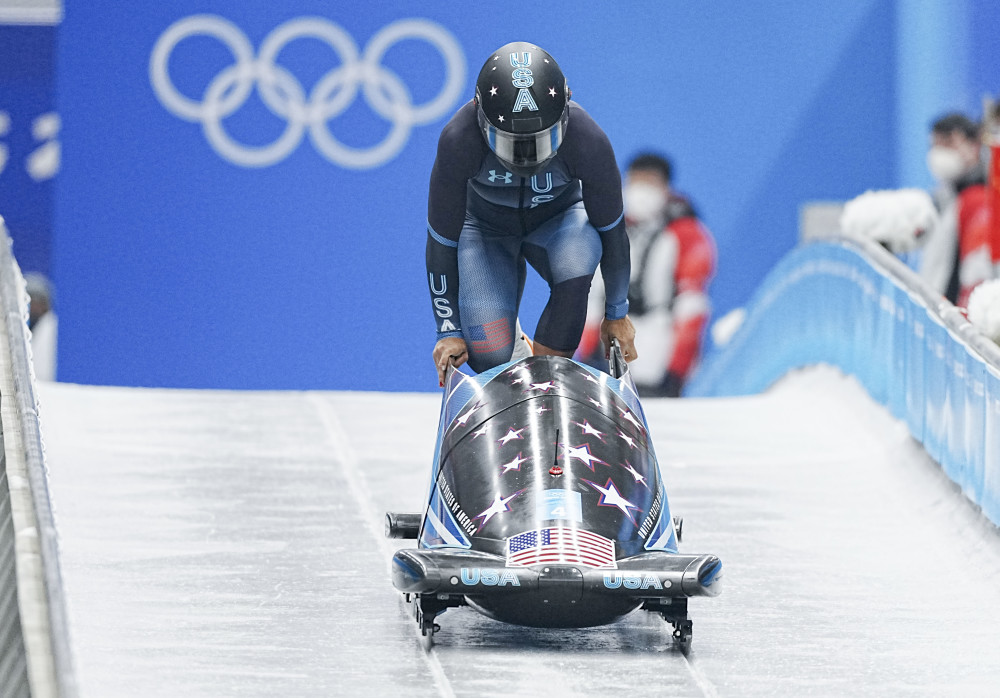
{"left": 522, "top": 202, "right": 602, "bottom": 354}
{"left": 457, "top": 218, "right": 521, "bottom": 373}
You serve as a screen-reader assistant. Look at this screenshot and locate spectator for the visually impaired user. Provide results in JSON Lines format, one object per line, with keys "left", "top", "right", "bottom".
{"left": 919, "top": 112, "right": 992, "bottom": 307}
{"left": 25, "top": 271, "right": 57, "bottom": 381}
{"left": 580, "top": 153, "right": 716, "bottom": 397}
{"left": 983, "top": 98, "right": 1000, "bottom": 283}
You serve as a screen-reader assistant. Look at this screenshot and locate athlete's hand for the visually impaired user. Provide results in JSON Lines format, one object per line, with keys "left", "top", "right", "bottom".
{"left": 433, "top": 337, "right": 469, "bottom": 386}
{"left": 601, "top": 316, "right": 637, "bottom": 362}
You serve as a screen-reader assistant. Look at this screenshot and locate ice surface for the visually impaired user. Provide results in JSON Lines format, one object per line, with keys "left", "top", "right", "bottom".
{"left": 36, "top": 366, "right": 1000, "bottom": 697}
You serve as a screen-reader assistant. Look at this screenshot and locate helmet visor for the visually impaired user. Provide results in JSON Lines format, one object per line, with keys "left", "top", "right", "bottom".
{"left": 478, "top": 107, "right": 568, "bottom": 168}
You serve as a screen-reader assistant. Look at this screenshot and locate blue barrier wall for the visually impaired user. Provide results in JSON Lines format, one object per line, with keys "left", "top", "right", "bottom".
{"left": 687, "top": 238, "right": 1000, "bottom": 526}
{"left": 50, "top": 1, "right": 903, "bottom": 391}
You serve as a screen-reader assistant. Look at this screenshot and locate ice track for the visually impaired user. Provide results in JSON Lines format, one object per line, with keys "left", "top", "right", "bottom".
{"left": 37, "top": 366, "right": 1000, "bottom": 697}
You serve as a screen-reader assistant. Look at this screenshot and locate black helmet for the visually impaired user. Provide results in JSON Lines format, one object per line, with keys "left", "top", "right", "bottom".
{"left": 475, "top": 41, "right": 569, "bottom": 175}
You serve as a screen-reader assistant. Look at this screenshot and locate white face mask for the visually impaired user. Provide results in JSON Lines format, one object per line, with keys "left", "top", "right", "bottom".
{"left": 624, "top": 181, "right": 667, "bottom": 224}
{"left": 926, "top": 145, "right": 966, "bottom": 184}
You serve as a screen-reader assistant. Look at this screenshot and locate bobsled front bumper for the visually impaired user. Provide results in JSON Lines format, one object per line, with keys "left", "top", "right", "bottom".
{"left": 391, "top": 548, "right": 722, "bottom": 599}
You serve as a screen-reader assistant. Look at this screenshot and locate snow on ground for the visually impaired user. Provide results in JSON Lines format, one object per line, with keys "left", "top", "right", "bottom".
{"left": 36, "top": 365, "right": 1000, "bottom": 697}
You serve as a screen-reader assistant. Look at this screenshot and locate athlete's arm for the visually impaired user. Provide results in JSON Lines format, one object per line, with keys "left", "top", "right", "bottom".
{"left": 562, "top": 104, "right": 631, "bottom": 320}
{"left": 561, "top": 104, "right": 636, "bottom": 359}
{"left": 426, "top": 103, "right": 483, "bottom": 339}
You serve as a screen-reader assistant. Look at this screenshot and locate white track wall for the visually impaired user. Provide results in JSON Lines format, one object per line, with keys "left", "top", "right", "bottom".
{"left": 0, "top": 220, "right": 76, "bottom": 698}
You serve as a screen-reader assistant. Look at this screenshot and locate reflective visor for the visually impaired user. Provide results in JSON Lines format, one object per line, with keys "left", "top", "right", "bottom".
{"left": 478, "top": 107, "right": 568, "bottom": 168}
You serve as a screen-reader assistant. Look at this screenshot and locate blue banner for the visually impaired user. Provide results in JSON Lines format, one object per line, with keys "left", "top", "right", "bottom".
{"left": 53, "top": 1, "right": 900, "bottom": 390}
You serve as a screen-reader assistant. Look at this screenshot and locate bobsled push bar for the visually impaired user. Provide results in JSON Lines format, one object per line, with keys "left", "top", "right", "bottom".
{"left": 390, "top": 547, "right": 722, "bottom": 599}
{"left": 608, "top": 337, "right": 626, "bottom": 379}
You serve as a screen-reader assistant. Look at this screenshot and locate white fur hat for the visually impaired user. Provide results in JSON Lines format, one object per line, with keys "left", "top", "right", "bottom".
{"left": 967, "top": 279, "right": 1000, "bottom": 344}
{"left": 840, "top": 188, "right": 938, "bottom": 254}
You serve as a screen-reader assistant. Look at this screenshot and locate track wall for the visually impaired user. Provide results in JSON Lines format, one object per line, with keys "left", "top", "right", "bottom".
{"left": 0, "top": 218, "right": 76, "bottom": 697}
{"left": 687, "top": 235, "right": 1000, "bottom": 526}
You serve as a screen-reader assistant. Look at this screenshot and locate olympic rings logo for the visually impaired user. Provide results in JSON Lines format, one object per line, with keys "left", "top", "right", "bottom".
{"left": 149, "top": 15, "right": 466, "bottom": 169}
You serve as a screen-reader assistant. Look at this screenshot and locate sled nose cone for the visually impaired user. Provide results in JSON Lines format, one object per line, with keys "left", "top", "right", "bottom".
{"left": 682, "top": 555, "right": 723, "bottom": 597}
{"left": 392, "top": 550, "right": 441, "bottom": 593}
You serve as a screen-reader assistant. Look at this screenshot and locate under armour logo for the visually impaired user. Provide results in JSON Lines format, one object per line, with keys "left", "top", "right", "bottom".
{"left": 488, "top": 169, "right": 512, "bottom": 183}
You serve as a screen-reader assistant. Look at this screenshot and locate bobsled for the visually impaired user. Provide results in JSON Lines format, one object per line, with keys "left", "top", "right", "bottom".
{"left": 386, "top": 341, "right": 721, "bottom": 650}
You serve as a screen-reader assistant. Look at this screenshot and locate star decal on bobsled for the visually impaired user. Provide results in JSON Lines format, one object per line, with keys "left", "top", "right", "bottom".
{"left": 573, "top": 419, "right": 605, "bottom": 441}
{"left": 617, "top": 429, "right": 637, "bottom": 449}
{"left": 506, "top": 364, "right": 533, "bottom": 386}
{"left": 583, "top": 477, "right": 641, "bottom": 524}
{"left": 471, "top": 424, "right": 489, "bottom": 439}
{"left": 473, "top": 489, "right": 523, "bottom": 531}
{"left": 498, "top": 426, "right": 526, "bottom": 446}
{"left": 455, "top": 400, "right": 484, "bottom": 427}
{"left": 501, "top": 452, "right": 528, "bottom": 473}
{"left": 618, "top": 407, "right": 645, "bottom": 433}
{"left": 525, "top": 380, "right": 555, "bottom": 393}
{"left": 562, "top": 443, "right": 606, "bottom": 471}
{"left": 588, "top": 396, "right": 603, "bottom": 409}
{"left": 620, "top": 460, "right": 649, "bottom": 489}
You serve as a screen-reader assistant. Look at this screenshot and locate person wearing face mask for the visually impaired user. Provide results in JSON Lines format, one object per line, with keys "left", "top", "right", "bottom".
{"left": 919, "top": 113, "right": 993, "bottom": 307}
{"left": 25, "top": 272, "right": 58, "bottom": 381}
{"left": 426, "top": 42, "right": 637, "bottom": 386}
{"left": 579, "top": 153, "right": 716, "bottom": 397}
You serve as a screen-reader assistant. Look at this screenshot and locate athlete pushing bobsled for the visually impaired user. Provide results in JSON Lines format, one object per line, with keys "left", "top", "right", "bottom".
{"left": 426, "top": 41, "right": 637, "bottom": 384}
{"left": 389, "top": 43, "right": 721, "bottom": 651}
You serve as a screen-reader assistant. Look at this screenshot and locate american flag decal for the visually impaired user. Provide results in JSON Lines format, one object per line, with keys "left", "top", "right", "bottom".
{"left": 506, "top": 527, "right": 617, "bottom": 568}
{"left": 468, "top": 318, "right": 511, "bottom": 353}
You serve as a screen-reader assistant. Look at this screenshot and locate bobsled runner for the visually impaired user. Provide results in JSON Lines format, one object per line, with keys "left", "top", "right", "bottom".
{"left": 386, "top": 341, "right": 721, "bottom": 650}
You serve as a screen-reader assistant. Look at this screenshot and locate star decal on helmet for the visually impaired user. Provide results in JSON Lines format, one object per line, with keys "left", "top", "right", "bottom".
{"left": 548, "top": 87, "right": 557, "bottom": 97}
{"left": 498, "top": 115, "right": 505, "bottom": 123}
{"left": 490, "top": 86, "right": 498, "bottom": 97}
